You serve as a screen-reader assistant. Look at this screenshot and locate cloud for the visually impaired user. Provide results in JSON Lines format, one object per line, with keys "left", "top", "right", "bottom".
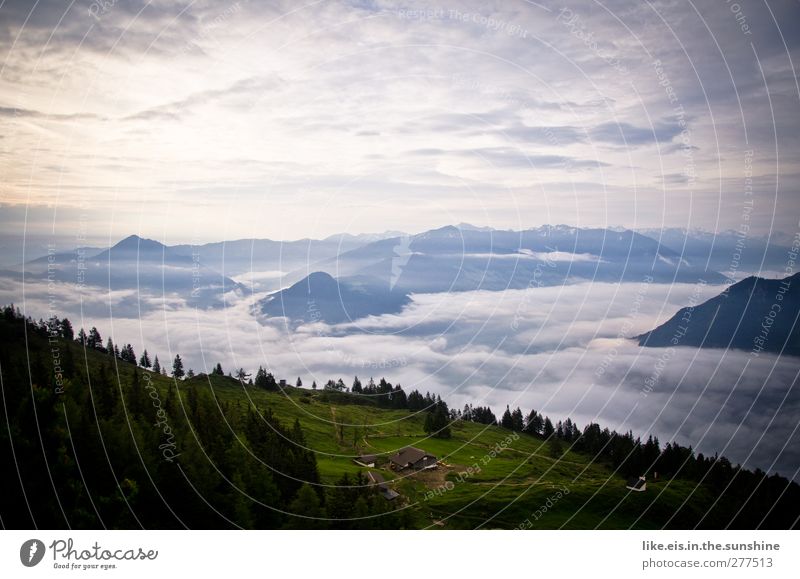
{"left": 2, "top": 0, "right": 799, "bottom": 240}
{"left": 589, "top": 121, "right": 682, "bottom": 146}
{"left": 409, "top": 146, "right": 609, "bottom": 170}
{"left": 5, "top": 274, "right": 798, "bottom": 477}
{"left": 0, "top": 106, "right": 105, "bottom": 121}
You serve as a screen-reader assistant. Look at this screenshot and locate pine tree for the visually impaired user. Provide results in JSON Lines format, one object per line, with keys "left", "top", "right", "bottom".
{"left": 543, "top": 417, "right": 554, "bottom": 438}
{"left": 61, "top": 318, "right": 74, "bottom": 340}
{"left": 152, "top": 355, "right": 161, "bottom": 374}
{"left": 311, "top": 380, "right": 317, "bottom": 390}
{"left": 254, "top": 367, "right": 267, "bottom": 389}
{"left": 88, "top": 326, "right": 102, "bottom": 349}
{"left": 287, "top": 484, "right": 325, "bottom": 529}
{"left": 392, "top": 385, "right": 407, "bottom": 409}
{"left": 254, "top": 367, "right": 277, "bottom": 390}
{"left": 296, "top": 377, "right": 302, "bottom": 388}
{"left": 139, "top": 349, "right": 151, "bottom": 368}
{"left": 501, "top": 405, "right": 514, "bottom": 430}
{"left": 424, "top": 405, "right": 451, "bottom": 439}
{"left": 172, "top": 355, "right": 185, "bottom": 379}
{"left": 524, "top": 410, "right": 544, "bottom": 436}
{"left": 407, "top": 390, "right": 425, "bottom": 410}
{"left": 563, "top": 418, "right": 575, "bottom": 442}
{"left": 511, "top": 407, "right": 524, "bottom": 432}
{"left": 352, "top": 376, "right": 362, "bottom": 393}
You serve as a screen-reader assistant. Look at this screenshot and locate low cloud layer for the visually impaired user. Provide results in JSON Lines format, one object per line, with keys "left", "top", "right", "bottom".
{"left": 4, "top": 275, "right": 798, "bottom": 478}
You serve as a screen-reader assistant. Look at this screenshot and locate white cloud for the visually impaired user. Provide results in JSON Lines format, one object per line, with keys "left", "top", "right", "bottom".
{"left": 5, "top": 275, "right": 798, "bottom": 476}
{"left": 1, "top": 0, "right": 798, "bottom": 241}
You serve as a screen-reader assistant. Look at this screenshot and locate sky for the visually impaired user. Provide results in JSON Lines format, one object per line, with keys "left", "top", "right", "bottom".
{"left": 1, "top": 0, "right": 799, "bottom": 245}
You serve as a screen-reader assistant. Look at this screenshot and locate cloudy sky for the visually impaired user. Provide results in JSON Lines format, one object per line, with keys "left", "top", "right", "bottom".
{"left": 1, "top": 0, "right": 799, "bottom": 245}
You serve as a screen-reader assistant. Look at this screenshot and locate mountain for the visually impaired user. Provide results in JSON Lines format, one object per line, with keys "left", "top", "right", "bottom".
{"left": 303, "top": 224, "right": 726, "bottom": 293}
{"left": 10, "top": 226, "right": 731, "bottom": 318}
{"left": 454, "top": 222, "right": 495, "bottom": 232}
{"left": 323, "top": 230, "right": 408, "bottom": 244}
{"left": 0, "top": 235, "right": 105, "bottom": 268}
{"left": 638, "top": 272, "right": 800, "bottom": 356}
{"left": 637, "top": 227, "right": 794, "bottom": 275}
{"left": 21, "top": 235, "right": 245, "bottom": 309}
{"left": 258, "top": 271, "right": 411, "bottom": 324}
{"left": 169, "top": 236, "right": 370, "bottom": 286}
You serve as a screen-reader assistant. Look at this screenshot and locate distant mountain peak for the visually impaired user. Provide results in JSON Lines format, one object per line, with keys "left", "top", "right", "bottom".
{"left": 417, "top": 225, "right": 461, "bottom": 239}
{"left": 112, "top": 235, "right": 166, "bottom": 252}
{"left": 455, "top": 222, "right": 494, "bottom": 232}
{"left": 324, "top": 231, "right": 407, "bottom": 243}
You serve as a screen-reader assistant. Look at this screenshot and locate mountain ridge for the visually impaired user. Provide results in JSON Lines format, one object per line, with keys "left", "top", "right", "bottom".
{"left": 637, "top": 272, "right": 800, "bottom": 356}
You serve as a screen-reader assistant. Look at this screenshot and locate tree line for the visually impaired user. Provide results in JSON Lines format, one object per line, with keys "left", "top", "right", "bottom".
{"left": 0, "top": 305, "right": 410, "bottom": 529}
{"left": 4, "top": 305, "right": 798, "bottom": 529}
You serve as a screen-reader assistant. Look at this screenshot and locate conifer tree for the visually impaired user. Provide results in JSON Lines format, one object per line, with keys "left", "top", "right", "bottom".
{"left": 61, "top": 318, "right": 74, "bottom": 340}
{"left": 88, "top": 327, "right": 102, "bottom": 349}
{"left": 139, "top": 349, "right": 151, "bottom": 368}
{"left": 288, "top": 485, "right": 325, "bottom": 529}
{"left": 501, "top": 405, "right": 514, "bottom": 430}
{"left": 172, "top": 355, "right": 185, "bottom": 379}
{"left": 511, "top": 407, "right": 524, "bottom": 432}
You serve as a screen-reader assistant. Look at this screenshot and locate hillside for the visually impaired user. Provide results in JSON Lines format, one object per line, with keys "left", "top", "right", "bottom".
{"left": 1, "top": 308, "right": 798, "bottom": 529}
{"left": 188, "top": 377, "right": 721, "bottom": 529}
{"left": 638, "top": 272, "right": 800, "bottom": 356}
{"left": 258, "top": 271, "right": 410, "bottom": 324}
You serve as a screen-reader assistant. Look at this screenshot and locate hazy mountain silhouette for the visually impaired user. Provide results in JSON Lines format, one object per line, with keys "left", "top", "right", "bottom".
{"left": 638, "top": 272, "right": 800, "bottom": 356}
{"left": 258, "top": 271, "right": 410, "bottom": 324}
{"left": 306, "top": 224, "right": 727, "bottom": 293}
{"left": 637, "top": 227, "right": 795, "bottom": 273}
{"left": 22, "top": 235, "right": 245, "bottom": 309}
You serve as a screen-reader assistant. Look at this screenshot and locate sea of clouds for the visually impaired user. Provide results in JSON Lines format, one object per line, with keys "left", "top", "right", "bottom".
{"left": 2, "top": 274, "right": 797, "bottom": 479}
